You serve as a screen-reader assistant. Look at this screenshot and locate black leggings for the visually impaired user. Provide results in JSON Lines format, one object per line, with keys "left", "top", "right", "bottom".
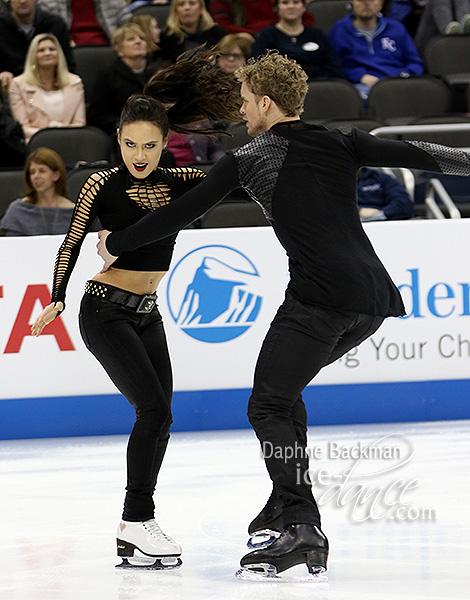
{"left": 79, "top": 291, "right": 173, "bottom": 522}
{"left": 247, "top": 290, "right": 384, "bottom": 528}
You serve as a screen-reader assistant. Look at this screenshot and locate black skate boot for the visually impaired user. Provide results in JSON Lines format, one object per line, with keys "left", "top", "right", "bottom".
{"left": 247, "top": 491, "right": 284, "bottom": 549}
{"left": 237, "top": 523, "right": 328, "bottom": 581}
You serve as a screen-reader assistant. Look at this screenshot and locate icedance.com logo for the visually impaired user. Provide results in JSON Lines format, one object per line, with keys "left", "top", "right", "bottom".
{"left": 262, "top": 434, "right": 437, "bottom": 523}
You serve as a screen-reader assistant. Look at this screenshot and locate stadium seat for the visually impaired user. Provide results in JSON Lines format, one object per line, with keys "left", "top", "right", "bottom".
{"left": 27, "top": 127, "right": 114, "bottom": 169}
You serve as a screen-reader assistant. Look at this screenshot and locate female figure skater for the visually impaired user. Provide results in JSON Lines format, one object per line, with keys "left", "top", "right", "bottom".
{"left": 31, "top": 50, "right": 240, "bottom": 570}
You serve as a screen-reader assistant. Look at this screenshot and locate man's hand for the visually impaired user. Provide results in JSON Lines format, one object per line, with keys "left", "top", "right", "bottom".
{"left": 97, "top": 230, "right": 118, "bottom": 272}
{"left": 360, "top": 74, "right": 380, "bottom": 87}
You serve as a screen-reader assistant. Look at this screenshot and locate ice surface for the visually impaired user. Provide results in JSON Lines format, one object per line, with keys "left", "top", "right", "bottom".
{"left": 0, "top": 420, "right": 469, "bottom": 599}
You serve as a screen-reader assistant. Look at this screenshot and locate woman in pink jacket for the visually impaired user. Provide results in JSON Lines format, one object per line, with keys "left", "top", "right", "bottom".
{"left": 9, "top": 33, "right": 85, "bottom": 142}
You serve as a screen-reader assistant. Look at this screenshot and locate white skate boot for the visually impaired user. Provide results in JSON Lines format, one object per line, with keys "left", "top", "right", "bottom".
{"left": 116, "top": 519, "right": 182, "bottom": 569}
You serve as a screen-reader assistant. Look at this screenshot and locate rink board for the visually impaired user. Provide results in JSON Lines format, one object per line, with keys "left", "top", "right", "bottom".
{"left": 1, "top": 221, "right": 470, "bottom": 439}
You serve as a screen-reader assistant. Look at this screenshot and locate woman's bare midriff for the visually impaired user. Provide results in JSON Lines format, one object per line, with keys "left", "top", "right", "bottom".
{"left": 92, "top": 268, "right": 168, "bottom": 295}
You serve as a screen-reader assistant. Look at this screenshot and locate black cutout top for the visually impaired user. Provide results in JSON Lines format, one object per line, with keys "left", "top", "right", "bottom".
{"left": 51, "top": 164, "right": 206, "bottom": 305}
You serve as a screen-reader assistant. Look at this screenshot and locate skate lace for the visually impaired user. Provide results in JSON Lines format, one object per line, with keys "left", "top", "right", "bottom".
{"left": 143, "top": 519, "right": 174, "bottom": 543}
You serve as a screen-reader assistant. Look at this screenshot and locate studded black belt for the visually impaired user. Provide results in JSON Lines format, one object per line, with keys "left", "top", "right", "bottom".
{"left": 84, "top": 280, "right": 158, "bottom": 313}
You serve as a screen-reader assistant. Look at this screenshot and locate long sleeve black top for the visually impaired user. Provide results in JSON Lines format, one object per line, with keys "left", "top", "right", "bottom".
{"left": 51, "top": 164, "right": 206, "bottom": 306}
{"left": 106, "top": 122, "right": 470, "bottom": 318}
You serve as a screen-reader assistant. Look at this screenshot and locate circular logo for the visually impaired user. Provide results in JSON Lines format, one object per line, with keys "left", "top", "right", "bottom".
{"left": 166, "top": 245, "right": 263, "bottom": 343}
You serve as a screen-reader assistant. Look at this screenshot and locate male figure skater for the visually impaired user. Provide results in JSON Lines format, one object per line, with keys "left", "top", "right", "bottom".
{"left": 96, "top": 51, "right": 470, "bottom": 578}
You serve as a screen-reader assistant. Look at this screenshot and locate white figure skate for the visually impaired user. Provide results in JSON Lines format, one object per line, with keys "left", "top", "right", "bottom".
{"left": 116, "top": 519, "right": 182, "bottom": 570}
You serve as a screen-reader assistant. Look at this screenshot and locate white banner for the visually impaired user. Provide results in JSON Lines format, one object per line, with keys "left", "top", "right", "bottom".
{"left": 1, "top": 219, "right": 470, "bottom": 401}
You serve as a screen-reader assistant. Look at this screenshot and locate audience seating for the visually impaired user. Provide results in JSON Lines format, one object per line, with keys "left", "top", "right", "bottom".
{"left": 306, "top": 0, "right": 349, "bottom": 34}
{"left": 424, "top": 35, "right": 470, "bottom": 78}
{"left": 67, "top": 164, "right": 111, "bottom": 203}
{"left": 27, "top": 127, "right": 114, "bottom": 170}
{"left": 221, "top": 122, "right": 251, "bottom": 151}
{"left": 73, "top": 45, "right": 116, "bottom": 105}
{"left": 0, "top": 169, "right": 25, "bottom": 218}
{"left": 367, "top": 76, "right": 451, "bottom": 124}
{"left": 303, "top": 78, "right": 364, "bottom": 123}
{"left": 424, "top": 35, "right": 470, "bottom": 112}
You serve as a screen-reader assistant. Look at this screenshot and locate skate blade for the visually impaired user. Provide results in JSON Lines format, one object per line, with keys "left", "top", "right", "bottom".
{"left": 235, "top": 563, "right": 329, "bottom": 584}
{"left": 116, "top": 556, "right": 182, "bottom": 570}
{"left": 247, "top": 529, "right": 281, "bottom": 550}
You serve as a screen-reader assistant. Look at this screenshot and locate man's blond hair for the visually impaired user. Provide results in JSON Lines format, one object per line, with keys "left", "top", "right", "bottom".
{"left": 235, "top": 51, "right": 308, "bottom": 117}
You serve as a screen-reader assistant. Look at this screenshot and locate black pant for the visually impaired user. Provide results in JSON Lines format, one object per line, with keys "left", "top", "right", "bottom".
{"left": 79, "top": 292, "right": 173, "bottom": 522}
{"left": 247, "top": 290, "right": 384, "bottom": 527}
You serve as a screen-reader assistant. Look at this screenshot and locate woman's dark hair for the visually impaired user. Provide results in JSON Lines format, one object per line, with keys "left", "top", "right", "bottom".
{"left": 119, "top": 94, "right": 170, "bottom": 137}
{"left": 144, "top": 47, "right": 242, "bottom": 134}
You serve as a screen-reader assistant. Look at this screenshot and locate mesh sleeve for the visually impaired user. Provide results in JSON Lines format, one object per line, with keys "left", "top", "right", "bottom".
{"left": 51, "top": 169, "right": 113, "bottom": 307}
{"left": 406, "top": 141, "right": 470, "bottom": 176}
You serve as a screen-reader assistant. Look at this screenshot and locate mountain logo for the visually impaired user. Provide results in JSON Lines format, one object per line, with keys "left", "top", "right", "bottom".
{"left": 166, "top": 245, "right": 263, "bottom": 343}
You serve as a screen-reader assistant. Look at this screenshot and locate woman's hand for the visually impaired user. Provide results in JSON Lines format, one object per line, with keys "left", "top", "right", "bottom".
{"left": 31, "top": 302, "right": 64, "bottom": 337}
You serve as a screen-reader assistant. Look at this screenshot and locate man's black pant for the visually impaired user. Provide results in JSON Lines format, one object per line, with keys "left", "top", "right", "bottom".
{"left": 79, "top": 292, "right": 173, "bottom": 522}
{"left": 248, "top": 290, "right": 384, "bottom": 527}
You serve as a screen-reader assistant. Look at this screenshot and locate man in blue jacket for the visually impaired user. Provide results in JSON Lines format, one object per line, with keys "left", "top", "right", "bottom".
{"left": 329, "top": 0, "right": 423, "bottom": 98}
{"left": 357, "top": 167, "right": 414, "bottom": 220}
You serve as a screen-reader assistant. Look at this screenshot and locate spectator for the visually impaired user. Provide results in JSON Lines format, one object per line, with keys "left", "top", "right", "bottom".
{"left": 357, "top": 167, "right": 414, "bottom": 220}
{"left": 9, "top": 34, "right": 86, "bottom": 142}
{"left": 215, "top": 33, "right": 252, "bottom": 74}
{"left": 166, "top": 120, "right": 226, "bottom": 165}
{"left": 414, "top": 0, "right": 470, "bottom": 55}
{"left": 128, "top": 13, "right": 162, "bottom": 51}
{"left": 0, "top": 147, "right": 74, "bottom": 236}
{"left": 329, "top": 0, "right": 423, "bottom": 99}
{"left": 252, "top": 0, "right": 342, "bottom": 80}
{"left": 210, "top": 0, "right": 315, "bottom": 39}
{"left": 0, "top": 86, "right": 26, "bottom": 168}
{"left": 159, "top": 0, "right": 227, "bottom": 62}
{"left": 388, "top": 0, "right": 428, "bottom": 37}
{"left": 128, "top": 13, "right": 173, "bottom": 72}
{"left": 88, "top": 23, "right": 150, "bottom": 136}
{"left": 39, "top": 0, "right": 131, "bottom": 46}
{"left": 0, "top": 0, "right": 74, "bottom": 92}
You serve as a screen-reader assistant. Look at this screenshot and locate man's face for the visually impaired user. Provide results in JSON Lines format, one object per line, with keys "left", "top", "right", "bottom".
{"left": 10, "top": 0, "right": 36, "bottom": 19}
{"left": 240, "top": 81, "right": 268, "bottom": 137}
{"left": 351, "top": 0, "right": 383, "bottom": 19}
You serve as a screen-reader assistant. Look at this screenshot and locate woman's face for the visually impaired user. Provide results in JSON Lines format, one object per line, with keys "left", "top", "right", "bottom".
{"left": 175, "top": 0, "right": 202, "bottom": 30}
{"left": 277, "top": 0, "right": 306, "bottom": 22}
{"left": 149, "top": 18, "right": 161, "bottom": 45}
{"left": 36, "top": 39, "right": 59, "bottom": 69}
{"left": 29, "top": 161, "right": 60, "bottom": 193}
{"left": 117, "top": 31, "right": 147, "bottom": 59}
{"left": 217, "top": 44, "right": 246, "bottom": 75}
{"left": 119, "top": 121, "right": 167, "bottom": 179}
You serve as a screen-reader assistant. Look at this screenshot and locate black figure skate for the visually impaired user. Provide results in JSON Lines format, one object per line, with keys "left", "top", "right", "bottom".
{"left": 237, "top": 523, "right": 329, "bottom": 582}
